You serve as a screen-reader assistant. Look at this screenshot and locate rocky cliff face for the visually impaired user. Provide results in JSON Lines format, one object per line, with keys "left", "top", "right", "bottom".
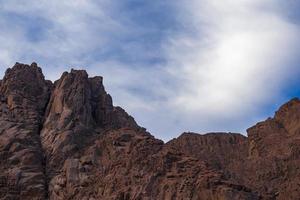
{"left": 0, "top": 63, "right": 51, "bottom": 199}
{"left": 0, "top": 63, "right": 299, "bottom": 200}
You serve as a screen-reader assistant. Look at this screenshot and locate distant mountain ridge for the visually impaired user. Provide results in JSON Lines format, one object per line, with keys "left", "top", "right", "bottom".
{"left": 0, "top": 62, "right": 299, "bottom": 200}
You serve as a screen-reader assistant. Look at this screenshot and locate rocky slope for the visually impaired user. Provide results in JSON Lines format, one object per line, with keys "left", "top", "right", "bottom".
{"left": 0, "top": 63, "right": 299, "bottom": 199}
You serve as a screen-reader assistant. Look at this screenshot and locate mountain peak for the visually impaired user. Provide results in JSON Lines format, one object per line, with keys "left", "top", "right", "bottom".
{"left": 0, "top": 62, "right": 300, "bottom": 199}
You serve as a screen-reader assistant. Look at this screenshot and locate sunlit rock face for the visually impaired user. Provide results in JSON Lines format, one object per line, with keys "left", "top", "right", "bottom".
{"left": 0, "top": 62, "right": 299, "bottom": 199}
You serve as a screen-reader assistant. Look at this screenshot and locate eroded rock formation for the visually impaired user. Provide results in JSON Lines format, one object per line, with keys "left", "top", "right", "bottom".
{"left": 0, "top": 63, "right": 299, "bottom": 200}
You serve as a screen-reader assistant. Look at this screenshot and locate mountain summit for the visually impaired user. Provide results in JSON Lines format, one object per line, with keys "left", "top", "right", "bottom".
{"left": 0, "top": 63, "right": 299, "bottom": 200}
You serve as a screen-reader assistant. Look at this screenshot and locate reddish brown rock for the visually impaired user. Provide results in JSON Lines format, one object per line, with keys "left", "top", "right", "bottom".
{"left": 0, "top": 63, "right": 51, "bottom": 200}
{"left": 40, "top": 69, "right": 140, "bottom": 184}
{"left": 0, "top": 62, "right": 300, "bottom": 199}
{"left": 40, "top": 67, "right": 255, "bottom": 200}
{"left": 46, "top": 128, "right": 258, "bottom": 200}
{"left": 168, "top": 99, "right": 300, "bottom": 199}
{"left": 245, "top": 98, "right": 300, "bottom": 199}
{"left": 167, "top": 132, "right": 247, "bottom": 171}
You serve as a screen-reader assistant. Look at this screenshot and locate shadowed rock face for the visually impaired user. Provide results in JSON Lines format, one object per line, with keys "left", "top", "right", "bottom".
{"left": 0, "top": 63, "right": 299, "bottom": 199}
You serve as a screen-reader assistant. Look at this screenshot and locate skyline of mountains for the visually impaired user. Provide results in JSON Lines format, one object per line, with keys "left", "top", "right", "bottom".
{"left": 0, "top": 62, "right": 299, "bottom": 199}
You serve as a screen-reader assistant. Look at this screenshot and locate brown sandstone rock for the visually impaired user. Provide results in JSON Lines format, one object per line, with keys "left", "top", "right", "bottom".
{"left": 0, "top": 62, "right": 299, "bottom": 199}
{"left": 245, "top": 98, "right": 300, "bottom": 199}
{"left": 0, "top": 63, "right": 51, "bottom": 200}
{"left": 40, "top": 68, "right": 140, "bottom": 180}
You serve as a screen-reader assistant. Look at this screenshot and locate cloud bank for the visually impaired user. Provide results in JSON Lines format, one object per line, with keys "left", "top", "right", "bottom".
{"left": 161, "top": 0, "right": 300, "bottom": 133}
{"left": 0, "top": 0, "right": 300, "bottom": 141}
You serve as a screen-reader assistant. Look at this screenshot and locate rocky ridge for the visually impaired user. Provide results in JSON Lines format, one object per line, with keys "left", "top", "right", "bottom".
{"left": 0, "top": 62, "right": 299, "bottom": 200}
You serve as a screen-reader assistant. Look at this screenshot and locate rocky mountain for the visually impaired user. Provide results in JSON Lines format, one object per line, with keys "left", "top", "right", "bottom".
{"left": 0, "top": 63, "right": 299, "bottom": 200}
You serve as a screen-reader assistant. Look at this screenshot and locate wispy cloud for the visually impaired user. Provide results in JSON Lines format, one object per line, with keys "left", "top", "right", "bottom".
{"left": 0, "top": 0, "right": 299, "bottom": 141}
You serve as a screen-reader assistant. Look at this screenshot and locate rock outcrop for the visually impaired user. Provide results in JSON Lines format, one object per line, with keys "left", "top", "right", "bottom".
{"left": 41, "top": 69, "right": 139, "bottom": 181}
{"left": 0, "top": 63, "right": 51, "bottom": 199}
{"left": 0, "top": 62, "right": 299, "bottom": 199}
{"left": 245, "top": 98, "right": 300, "bottom": 199}
{"left": 167, "top": 99, "right": 300, "bottom": 200}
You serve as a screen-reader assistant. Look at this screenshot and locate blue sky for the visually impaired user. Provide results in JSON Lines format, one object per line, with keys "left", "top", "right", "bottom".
{"left": 1, "top": 0, "right": 300, "bottom": 141}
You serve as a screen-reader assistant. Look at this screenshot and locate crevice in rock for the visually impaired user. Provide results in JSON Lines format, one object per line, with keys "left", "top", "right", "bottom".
{"left": 38, "top": 86, "right": 53, "bottom": 200}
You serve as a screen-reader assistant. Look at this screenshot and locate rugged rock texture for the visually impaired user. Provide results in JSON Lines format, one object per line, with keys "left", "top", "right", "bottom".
{"left": 0, "top": 63, "right": 51, "bottom": 199}
{"left": 0, "top": 62, "right": 299, "bottom": 199}
{"left": 41, "top": 69, "right": 139, "bottom": 181}
{"left": 167, "top": 99, "right": 300, "bottom": 200}
{"left": 245, "top": 98, "right": 300, "bottom": 199}
{"left": 167, "top": 133, "right": 249, "bottom": 184}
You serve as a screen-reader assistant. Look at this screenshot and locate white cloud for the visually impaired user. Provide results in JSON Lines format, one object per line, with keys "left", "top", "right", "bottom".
{"left": 0, "top": 0, "right": 122, "bottom": 69}
{"left": 100, "top": 0, "right": 300, "bottom": 141}
{"left": 0, "top": 0, "right": 299, "bottom": 141}
{"left": 160, "top": 0, "right": 300, "bottom": 129}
